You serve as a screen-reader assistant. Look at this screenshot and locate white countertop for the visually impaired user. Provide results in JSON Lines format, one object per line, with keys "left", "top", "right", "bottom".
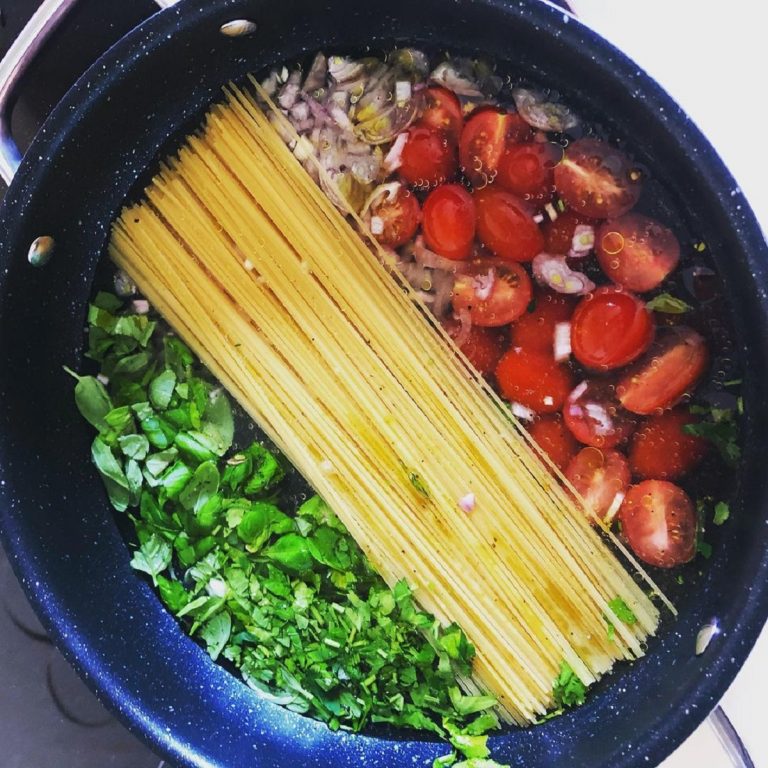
{"left": 570, "top": 2, "right": 768, "bottom": 765}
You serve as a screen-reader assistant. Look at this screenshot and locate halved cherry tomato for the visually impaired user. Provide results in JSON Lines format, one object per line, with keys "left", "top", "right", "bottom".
{"left": 370, "top": 187, "right": 421, "bottom": 248}
{"left": 497, "top": 142, "right": 561, "bottom": 202}
{"left": 452, "top": 259, "right": 532, "bottom": 327}
{"left": 570, "top": 286, "right": 654, "bottom": 370}
{"left": 509, "top": 288, "right": 576, "bottom": 356}
{"left": 496, "top": 347, "right": 573, "bottom": 413}
{"left": 474, "top": 187, "right": 545, "bottom": 262}
{"left": 629, "top": 408, "right": 709, "bottom": 480}
{"left": 554, "top": 138, "right": 642, "bottom": 219}
{"left": 398, "top": 122, "right": 458, "bottom": 187}
{"left": 617, "top": 327, "right": 709, "bottom": 415}
{"left": 563, "top": 380, "right": 636, "bottom": 448}
{"left": 459, "top": 108, "right": 531, "bottom": 187}
{"left": 566, "top": 447, "right": 631, "bottom": 521}
{"left": 442, "top": 319, "right": 506, "bottom": 377}
{"left": 529, "top": 414, "right": 579, "bottom": 471}
{"left": 421, "top": 86, "right": 463, "bottom": 142}
{"left": 422, "top": 184, "right": 476, "bottom": 260}
{"left": 619, "top": 480, "right": 697, "bottom": 568}
{"left": 596, "top": 213, "right": 680, "bottom": 293}
{"left": 542, "top": 210, "right": 596, "bottom": 255}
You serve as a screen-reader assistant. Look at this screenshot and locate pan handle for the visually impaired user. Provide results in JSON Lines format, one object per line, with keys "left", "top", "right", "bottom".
{"left": 0, "top": 0, "right": 177, "bottom": 187}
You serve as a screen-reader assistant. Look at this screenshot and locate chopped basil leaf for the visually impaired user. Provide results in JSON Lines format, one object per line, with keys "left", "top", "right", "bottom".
{"left": 685, "top": 405, "right": 740, "bottom": 467}
{"left": 713, "top": 501, "right": 730, "bottom": 526}
{"left": 552, "top": 661, "right": 587, "bottom": 709}
{"left": 646, "top": 293, "right": 693, "bottom": 314}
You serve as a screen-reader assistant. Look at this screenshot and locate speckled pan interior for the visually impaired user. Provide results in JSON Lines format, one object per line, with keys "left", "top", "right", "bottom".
{"left": 1, "top": 1, "right": 768, "bottom": 767}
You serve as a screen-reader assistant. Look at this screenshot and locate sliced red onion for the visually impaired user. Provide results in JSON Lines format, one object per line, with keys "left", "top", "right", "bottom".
{"left": 328, "top": 56, "right": 365, "bottom": 83}
{"left": 413, "top": 235, "right": 466, "bottom": 272}
{"left": 395, "top": 80, "right": 412, "bottom": 104}
{"left": 510, "top": 401, "right": 536, "bottom": 422}
{"left": 554, "top": 321, "right": 571, "bottom": 362}
{"left": 568, "top": 224, "right": 595, "bottom": 259}
{"left": 302, "top": 52, "right": 327, "bottom": 94}
{"left": 533, "top": 252, "right": 595, "bottom": 295}
{"left": 131, "top": 299, "right": 150, "bottom": 315}
{"left": 472, "top": 268, "right": 495, "bottom": 301}
{"left": 384, "top": 132, "right": 409, "bottom": 172}
{"left": 584, "top": 402, "right": 613, "bottom": 435}
{"left": 603, "top": 491, "right": 625, "bottom": 525}
{"left": 454, "top": 308, "right": 473, "bottom": 347}
{"left": 370, "top": 216, "right": 384, "bottom": 235}
{"left": 329, "top": 104, "right": 353, "bottom": 131}
{"left": 290, "top": 101, "right": 311, "bottom": 124}
{"left": 512, "top": 87, "right": 580, "bottom": 133}
{"left": 544, "top": 202, "right": 558, "bottom": 221}
{"left": 458, "top": 493, "right": 476, "bottom": 514}
{"left": 430, "top": 270, "right": 456, "bottom": 317}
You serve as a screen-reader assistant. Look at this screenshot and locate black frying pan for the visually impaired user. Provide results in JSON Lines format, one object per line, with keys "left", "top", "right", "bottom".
{"left": 1, "top": 1, "right": 767, "bottom": 767}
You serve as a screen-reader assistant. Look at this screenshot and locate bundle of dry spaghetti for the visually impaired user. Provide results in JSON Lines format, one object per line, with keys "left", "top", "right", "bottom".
{"left": 109, "top": 80, "right": 666, "bottom": 723}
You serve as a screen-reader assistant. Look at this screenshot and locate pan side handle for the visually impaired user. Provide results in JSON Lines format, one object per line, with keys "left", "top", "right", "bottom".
{"left": 0, "top": 0, "right": 176, "bottom": 187}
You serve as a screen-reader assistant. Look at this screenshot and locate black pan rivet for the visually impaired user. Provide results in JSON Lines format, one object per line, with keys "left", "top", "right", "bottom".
{"left": 28, "top": 235, "right": 55, "bottom": 267}
{"left": 219, "top": 19, "right": 258, "bottom": 37}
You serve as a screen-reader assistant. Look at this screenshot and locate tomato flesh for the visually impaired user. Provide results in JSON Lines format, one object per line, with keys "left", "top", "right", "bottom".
{"left": 422, "top": 183, "right": 476, "bottom": 260}
{"left": 442, "top": 319, "right": 506, "bottom": 377}
{"left": 497, "top": 142, "right": 560, "bottom": 202}
{"left": 571, "top": 286, "right": 654, "bottom": 370}
{"left": 398, "top": 122, "right": 458, "bottom": 187}
{"left": 421, "top": 86, "right": 463, "bottom": 142}
{"left": 542, "top": 210, "right": 595, "bottom": 255}
{"left": 563, "top": 380, "right": 636, "bottom": 448}
{"left": 629, "top": 408, "right": 708, "bottom": 480}
{"left": 617, "top": 327, "right": 709, "bottom": 415}
{"left": 596, "top": 213, "right": 681, "bottom": 293}
{"left": 619, "top": 480, "right": 697, "bottom": 568}
{"left": 474, "top": 187, "right": 545, "bottom": 262}
{"left": 496, "top": 347, "right": 573, "bottom": 413}
{"left": 452, "top": 259, "right": 532, "bottom": 327}
{"left": 529, "top": 414, "right": 579, "bottom": 471}
{"left": 459, "top": 108, "right": 531, "bottom": 187}
{"left": 509, "top": 288, "right": 576, "bottom": 356}
{"left": 554, "top": 138, "right": 642, "bottom": 219}
{"left": 371, "top": 187, "right": 421, "bottom": 248}
{"left": 566, "top": 447, "right": 630, "bottom": 521}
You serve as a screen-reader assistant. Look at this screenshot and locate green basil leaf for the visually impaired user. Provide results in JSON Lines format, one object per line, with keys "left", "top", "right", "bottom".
{"left": 149, "top": 369, "right": 177, "bottom": 410}
{"left": 66, "top": 370, "right": 113, "bottom": 432}
{"left": 200, "top": 612, "right": 232, "bottom": 661}
{"left": 264, "top": 534, "right": 314, "bottom": 572}
{"left": 178, "top": 461, "right": 220, "bottom": 514}
{"left": 130, "top": 534, "right": 171, "bottom": 585}
{"left": 118, "top": 433, "right": 150, "bottom": 461}
{"left": 646, "top": 293, "right": 693, "bottom": 314}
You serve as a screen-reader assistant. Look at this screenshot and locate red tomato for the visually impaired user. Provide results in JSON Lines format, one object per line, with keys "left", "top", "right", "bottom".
{"left": 509, "top": 289, "right": 576, "bottom": 356}
{"left": 474, "top": 187, "right": 545, "bottom": 262}
{"left": 554, "top": 138, "right": 642, "bottom": 219}
{"left": 566, "top": 447, "right": 631, "bottom": 522}
{"left": 617, "top": 327, "right": 709, "bottom": 415}
{"left": 529, "top": 414, "right": 579, "bottom": 471}
{"left": 398, "top": 122, "right": 458, "bottom": 187}
{"left": 452, "top": 259, "right": 532, "bottom": 327}
{"left": 619, "top": 480, "right": 697, "bottom": 568}
{"left": 596, "top": 213, "right": 681, "bottom": 293}
{"left": 459, "top": 108, "right": 531, "bottom": 187}
{"left": 370, "top": 187, "right": 421, "bottom": 248}
{"left": 563, "top": 380, "right": 636, "bottom": 448}
{"left": 497, "top": 142, "right": 561, "bottom": 202}
{"left": 570, "top": 286, "right": 654, "bottom": 370}
{"left": 442, "top": 319, "right": 506, "bottom": 377}
{"left": 422, "top": 184, "right": 476, "bottom": 260}
{"left": 496, "top": 347, "right": 573, "bottom": 413}
{"left": 421, "top": 86, "right": 463, "bottom": 142}
{"left": 629, "top": 408, "right": 709, "bottom": 480}
{"left": 542, "top": 210, "right": 597, "bottom": 255}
